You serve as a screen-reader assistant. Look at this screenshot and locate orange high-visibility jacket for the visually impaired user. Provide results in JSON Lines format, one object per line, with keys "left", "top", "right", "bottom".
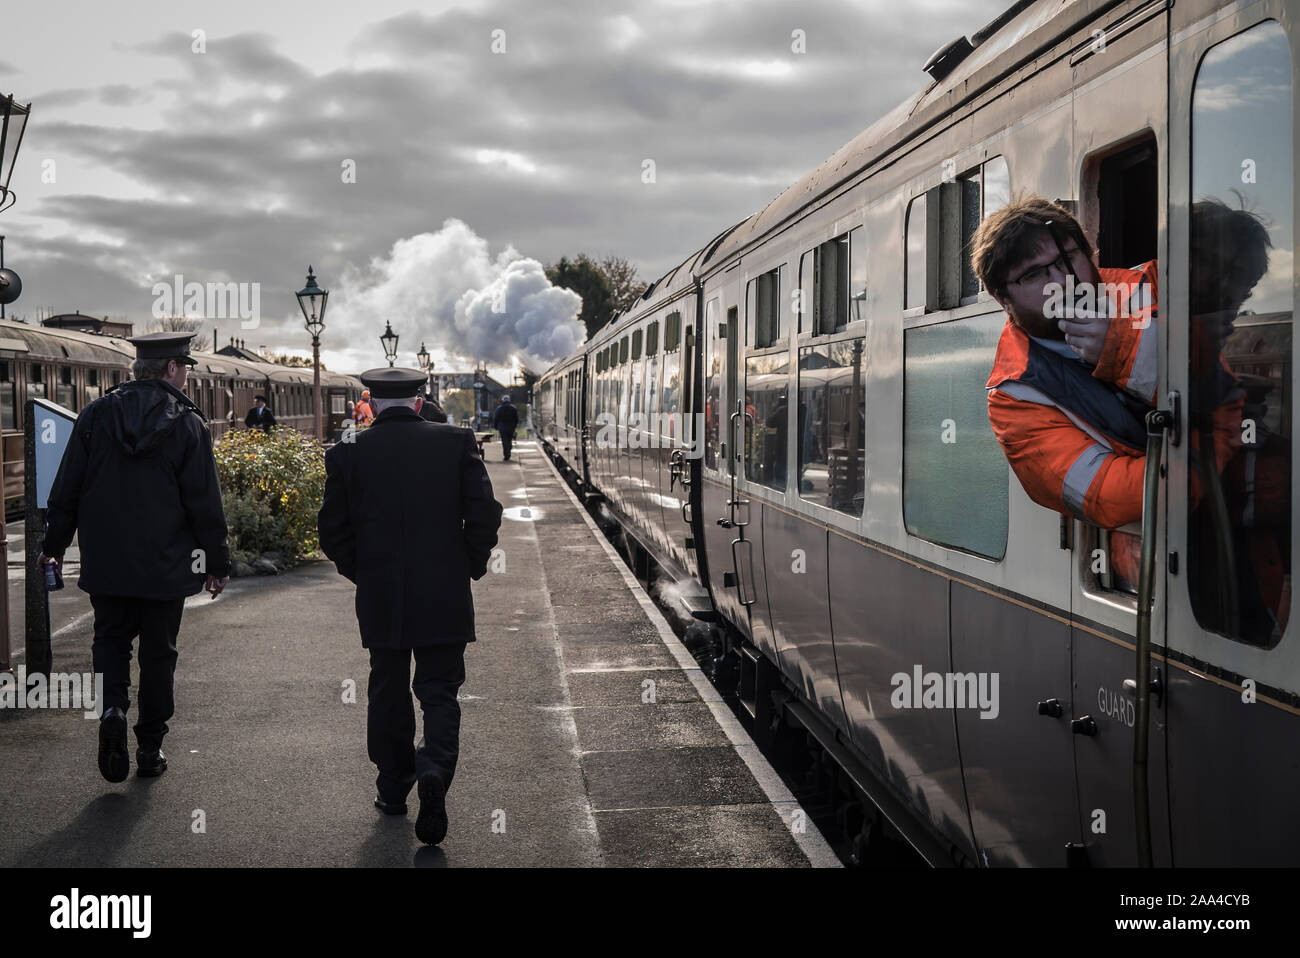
{"left": 353, "top": 400, "right": 374, "bottom": 424}
{"left": 986, "top": 261, "right": 1242, "bottom": 530}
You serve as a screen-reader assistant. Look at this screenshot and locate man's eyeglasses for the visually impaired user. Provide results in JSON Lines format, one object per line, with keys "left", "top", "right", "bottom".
{"left": 1008, "top": 245, "right": 1084, "bottom": 289}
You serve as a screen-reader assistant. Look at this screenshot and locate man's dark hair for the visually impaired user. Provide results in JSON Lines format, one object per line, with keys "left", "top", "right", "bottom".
{"left": 971, "top": 195, "right": 1094, "bottom": 297}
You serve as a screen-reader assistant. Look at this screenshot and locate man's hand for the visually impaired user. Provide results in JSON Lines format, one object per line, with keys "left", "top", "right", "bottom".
{"left": 1058, "top": 312, "right": 1108, "bottom": 366}
{"left": 36, "top": 553, "right": 60, "bottom": 574}
{"left": 204, "top": 574, "right": 230, "bottom": 599}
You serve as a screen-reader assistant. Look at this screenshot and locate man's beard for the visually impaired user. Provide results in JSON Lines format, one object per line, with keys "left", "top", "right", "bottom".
{"left": 1009, "top": 305, "right": 1061, "bottom": 340}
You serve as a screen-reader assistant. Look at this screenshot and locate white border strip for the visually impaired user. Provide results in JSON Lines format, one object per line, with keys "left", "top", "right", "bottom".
{"left": 531, "top": 444, "right": 842, "bottom": 868}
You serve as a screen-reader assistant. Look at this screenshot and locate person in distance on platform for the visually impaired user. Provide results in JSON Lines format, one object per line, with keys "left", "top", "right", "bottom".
{"left": 318, "top": 367, "right": 503, "bottom": 846}
{"left": 244, "top": 394, "right": 277, "bottom": 433}
{"left": 353, "top": 389, "right": 375, "bottom": 426}
{"left": 491, "top": 394, "right": 519, "bottom": 461}
{"left": 38, "top": 332, "right": 231, "bottom": 783}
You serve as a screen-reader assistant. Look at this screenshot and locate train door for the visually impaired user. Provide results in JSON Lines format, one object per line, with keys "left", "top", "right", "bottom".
{"left": 702, "top": 283, "right": 754, "bottom": 632}
{"left": 1160, "top": 11, "right": 1298, "bottom": 866}
{"left": 737, "top": 262, "right": 790, "bottom": 662}
{"left": 1065, "top": 1, "right": 1172, "bottom": 867}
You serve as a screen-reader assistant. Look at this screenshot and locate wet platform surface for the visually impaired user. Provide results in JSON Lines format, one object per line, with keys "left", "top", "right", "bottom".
{"left": 0, "top": 439, "right": 837, "bottom": 867}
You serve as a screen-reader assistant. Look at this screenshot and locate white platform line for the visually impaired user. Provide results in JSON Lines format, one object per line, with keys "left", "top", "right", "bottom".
{"left": 533, "top": 447, "right": 842, "bottom": 868}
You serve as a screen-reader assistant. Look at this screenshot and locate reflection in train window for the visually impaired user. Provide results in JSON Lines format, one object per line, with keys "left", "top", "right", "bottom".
{"left": 903, "top": 314, "right": 1007, "bottom": 558}
{"left": 0, "top": 362, "right": 14, "bottom": 429}
{"left": 745, "top": 351, "right": 789, "bottom": 491}
{"left": 906, "top": 195, "right": 927, "bottom": 310}
{"left": 85, "top": 368, "right": 101, "bottom": 405}
{"left": 1188, "top": 20, "right": 1293, "bottom": 649}
{"left": 798, "top": 338, "right": 865, "bottom": 516}
{"left": 661, "top": 323, "right": 681, "bottom": 439}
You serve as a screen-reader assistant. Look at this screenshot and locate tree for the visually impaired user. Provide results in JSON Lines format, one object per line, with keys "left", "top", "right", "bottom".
{"left": 545, "top": 255, "right": 615, "bottom": 340}
{"left": 149, "top": 315, "right": 202, "bottom": 333}
{"left": 268, "top": 353, "right": 325, "bottom": 371}
{"left": 600, "top": 255, "right": 648, "bottom": 313}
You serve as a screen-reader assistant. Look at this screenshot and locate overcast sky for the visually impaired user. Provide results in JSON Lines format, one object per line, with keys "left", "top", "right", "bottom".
{"left": 0, "top": 0, "right": 1008, "bottom": 378}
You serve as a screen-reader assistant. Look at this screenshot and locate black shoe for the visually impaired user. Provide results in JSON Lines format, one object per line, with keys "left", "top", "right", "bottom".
{"left": 415, "top": 773, "right": 448, "bottom": 845}
{"left": 374, "top": 794, "right": 407, "bottom": 815}
{"left": 136, "top": 748, "right": 167, "bottom": 778}
{"left": 98, "top": 708, "right": 129, "bottom": 783}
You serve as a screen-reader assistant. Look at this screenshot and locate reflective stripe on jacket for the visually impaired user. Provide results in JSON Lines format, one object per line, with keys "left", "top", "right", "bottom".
{"left": 986, "top": 263, "right": 1160, "bottom": 528}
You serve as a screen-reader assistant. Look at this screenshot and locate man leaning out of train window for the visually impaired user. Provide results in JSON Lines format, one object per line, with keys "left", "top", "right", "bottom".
{"left": 974, "top": 196, "right": 1260, "bottom": 587}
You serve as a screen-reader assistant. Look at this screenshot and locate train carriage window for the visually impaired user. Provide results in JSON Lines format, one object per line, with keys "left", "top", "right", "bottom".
{"left": 849, "top": 226, "right": 868, "bottom": 324}
{"left": 983, "top": 156, "right": 1010, "bottom": 221}
{"left": 744, "top": 351, "right": 789, "bottom": 490}
{"left": 747, "top": 267, "right": 785, "bottom": 347}
{"left": 704, "top": 298, "right": 721, "bottom": 470}
{"left": 906, "top": 195, "right": 928, "bottom": 310}
{"left": 56, "top": 366, "right": 75, "bottom": 411}
{"left": 26, "top": 365, "right": 46, "bottom": 401}
{"left": 798, "top": 337, "right": 865, "bottom": 516}
{"left": 631, "top": 329, "right": 643, "bottom": 361}
{"left": 85, "top": 368, "right": 101, "bottom": 405}
{"left": 647, "top": 322, "right": 659, "bottom": 355}
{"left": 619, "top": 336, "right": 629, "bottom": 364}
{"left": 1187, "top": 20, "right": 1293, "bottom": 648}
{"left": 0, "top": 362, "right": 15, "bottom": 429}
{"left": 665, "top": 311, "right": 681, "bottom": 351}
{"left": 903, "top": 314, "right": 1008, "bottom": 558}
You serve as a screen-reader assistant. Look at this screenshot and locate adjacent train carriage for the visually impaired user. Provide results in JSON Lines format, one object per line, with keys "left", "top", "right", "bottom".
{"left": 536, "top": 0, "right": 1300, "bottom": 866}
{"left": 0, "top": 321, "right": 363, "bottom": 510}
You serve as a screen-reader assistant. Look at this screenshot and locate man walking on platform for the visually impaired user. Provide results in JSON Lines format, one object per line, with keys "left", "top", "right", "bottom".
{"left": 491, "top": 394, "right": 519, "bottom": 461}
{"left": 38, "top": 332, "right": 231, "bottom": 783}
{"left": 318, "top": 367, "right": 502, "bottom": 846}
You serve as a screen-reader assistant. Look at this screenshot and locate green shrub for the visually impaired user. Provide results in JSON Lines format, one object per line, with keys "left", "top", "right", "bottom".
{"left": 214, "top": 426, "right": 326, "bottom": 560}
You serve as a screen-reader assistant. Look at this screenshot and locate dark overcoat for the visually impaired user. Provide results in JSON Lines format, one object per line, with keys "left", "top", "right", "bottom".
{"left": 42, "top": 379, "right": 231, "bottom": 599}
{"left": 317, "top": 406, "right": 503, "bottom": 648}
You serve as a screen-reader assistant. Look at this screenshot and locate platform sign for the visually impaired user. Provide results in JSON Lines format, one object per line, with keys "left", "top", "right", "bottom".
{"left": 31, "top": 398, "right": 77, "bottom": 508}
{"left": 24, "top": 397, "right": 77, "bottom": 677}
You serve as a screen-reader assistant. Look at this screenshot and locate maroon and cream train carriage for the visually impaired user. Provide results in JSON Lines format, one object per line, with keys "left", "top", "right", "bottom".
{"left": 536, "top": 0, "right": 1300, "bottom": 867}
{"left": 0, "top": 319, "right": 363, "bottom": 512}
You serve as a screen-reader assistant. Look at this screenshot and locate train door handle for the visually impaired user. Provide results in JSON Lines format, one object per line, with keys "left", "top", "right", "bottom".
{"left": 1070, "top": 715, "right": 1098, "bottom": 736}
{"left": 1036, "top": 698, "right": 1063, "bottom": 718}
{"left": 1123, "top": 668, "right": 1164, "bottom": 706}
{"left": 668, "top": 448, "right": 686, "bottom": 491}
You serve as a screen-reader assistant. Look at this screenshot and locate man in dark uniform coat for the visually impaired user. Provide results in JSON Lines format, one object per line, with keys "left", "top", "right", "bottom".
{"left": 39, "top": 332, "right": 231, "bottom": 783}
{"left": 318, "top": 367, "right": 502, "bottom": 845}
{"left": 244, "top": 394, "right": 277, "bottom": 432}
{"left": 418, "top": 390, "right": 448, "bottom": 424}
{"left": 491, "top": 394, "right": 519, "bottom": 461}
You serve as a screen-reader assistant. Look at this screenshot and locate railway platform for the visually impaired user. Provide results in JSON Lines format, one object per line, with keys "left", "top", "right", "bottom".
{"left": 0, "top": 439, "right": 838, "bottom": 867}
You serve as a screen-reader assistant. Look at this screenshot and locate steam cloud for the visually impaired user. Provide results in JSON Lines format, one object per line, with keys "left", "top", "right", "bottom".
{"left": 329, "top": 218, "right": 585, "bottom": 372}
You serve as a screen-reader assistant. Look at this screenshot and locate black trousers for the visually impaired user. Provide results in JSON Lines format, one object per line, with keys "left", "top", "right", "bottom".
{"left": 89, "top": 595, "right": 185, "bottom": 752}
{"left": 500, "top": 430, "right": 514, "bottom": 460}
{"left": 367, "top": 643, "right": 467, "bottom": 802}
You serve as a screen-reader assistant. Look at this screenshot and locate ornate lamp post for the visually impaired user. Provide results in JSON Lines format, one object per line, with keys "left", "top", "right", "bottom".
{"left": 0, "top": 94, "right": 32, "bottom": 322}
{"left": 295, "top": 266, "right": 328, "bottom": 440}
{"left": 416, "top": 341, "right": 434, "bottom": 399}
{"left": 380, "top": 320, "right": 399, "bottom": 367}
